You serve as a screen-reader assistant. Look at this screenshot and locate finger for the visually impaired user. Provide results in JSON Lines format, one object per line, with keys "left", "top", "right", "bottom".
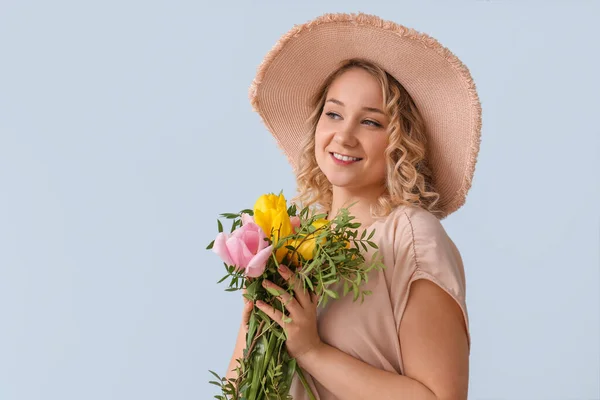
{"left": 277, "top": 264, "right": 301, "bottom": 291}
{"left": 242, "top": 300, "right": 253, "bottom": 321}
{"left": 278, "top": 264, "right": 312, "bottom": 308}
{"left": 262, "top": 279, "right": 299, "bottom": 313}
{"left": 255, "top": 300, "right": 285, "bottom": 327}
{"left": 310, "top": 292, "right": 320, "bottom": 305}
{"left": 242, "top": 301, "right": 253, "bottom": 332}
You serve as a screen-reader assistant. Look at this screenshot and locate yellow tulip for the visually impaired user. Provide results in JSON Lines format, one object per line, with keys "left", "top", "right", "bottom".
{"left": 310, "top": 218, "right": 329, "bottom": 231}
{"left": 253, "top": 193, "right": 292, "bottom": 244}
{"left": 276, "top": 218, "right": 329, "bottom": 265}
{"left": 275, "top": 238, "right": 310, "bottom": 265}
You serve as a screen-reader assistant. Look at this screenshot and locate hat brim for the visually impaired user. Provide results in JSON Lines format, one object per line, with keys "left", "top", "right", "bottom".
{"left": 249, "top": 12, "right": 482, "bottom": 219}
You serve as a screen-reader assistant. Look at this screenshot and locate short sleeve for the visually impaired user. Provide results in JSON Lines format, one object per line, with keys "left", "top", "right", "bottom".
{"left": 389, "top": 208, "right": 471, "bottom": 350}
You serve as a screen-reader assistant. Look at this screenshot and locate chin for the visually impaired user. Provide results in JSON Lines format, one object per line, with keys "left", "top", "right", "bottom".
{"left": 323, "top": 172, "right": 360, "bottom": 189}
{"left": 317, "top": 159, "right": 356, "bottom": 187}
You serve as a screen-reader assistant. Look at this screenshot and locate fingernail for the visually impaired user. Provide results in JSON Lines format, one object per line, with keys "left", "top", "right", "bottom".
{"left": 256, "top": 300, "right": 264, "bottom": 306}
{"left": 278, "top": 264, "right": 288, "bottom": 272}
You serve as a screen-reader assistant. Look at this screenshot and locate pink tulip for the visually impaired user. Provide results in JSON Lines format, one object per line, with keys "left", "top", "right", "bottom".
{"left": 213, "top": 221, "right": 272, "bottom": 278}
{"left": 241, "top": 213, "right": 254, "bottom": 226}
{"left": 290, "top": 216, "right": 301, "bottom": 232}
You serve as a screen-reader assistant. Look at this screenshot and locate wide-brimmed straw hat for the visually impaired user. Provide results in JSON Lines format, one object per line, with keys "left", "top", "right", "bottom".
{"left": 249, "top": 12, "right": 482, "bottom": 218}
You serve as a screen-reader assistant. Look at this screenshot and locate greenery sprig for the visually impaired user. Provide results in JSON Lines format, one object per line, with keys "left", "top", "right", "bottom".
{"left": 207, "top": 198, "right": 384, "bottom": 400}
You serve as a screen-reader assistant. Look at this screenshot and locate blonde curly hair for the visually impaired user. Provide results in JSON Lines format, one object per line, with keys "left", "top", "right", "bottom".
{"left": 293, "top": 58, "right": 442, "bottom": 219}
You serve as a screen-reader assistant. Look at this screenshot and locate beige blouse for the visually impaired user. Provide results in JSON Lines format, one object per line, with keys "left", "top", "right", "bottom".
{"left": 289, "top": 204, "right": 471, "bottom": 399}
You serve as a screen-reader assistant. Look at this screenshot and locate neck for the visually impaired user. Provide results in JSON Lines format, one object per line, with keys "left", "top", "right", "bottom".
{"left": 328, "top": 185, "right": 386, "bottom": 227}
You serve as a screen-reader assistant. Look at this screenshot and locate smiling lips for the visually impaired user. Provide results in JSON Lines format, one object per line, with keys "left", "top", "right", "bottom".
{"left": 330, "top": 152, "right": 362, "bottom": 165}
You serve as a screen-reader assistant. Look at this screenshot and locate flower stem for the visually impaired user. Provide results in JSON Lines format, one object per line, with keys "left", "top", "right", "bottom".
{"left": 246, "top": 320, "right": 266, "bottom": 358}
{"left": 296, "top": 367, "right": 317, "bottom": 400}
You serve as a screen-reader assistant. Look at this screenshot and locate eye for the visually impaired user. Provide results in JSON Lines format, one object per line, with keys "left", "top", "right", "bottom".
{"left": 325, "top": 111, "right": 341, "bottom": 120}
{"left": 363, "top": 119, "right": 382, "bottom": 128}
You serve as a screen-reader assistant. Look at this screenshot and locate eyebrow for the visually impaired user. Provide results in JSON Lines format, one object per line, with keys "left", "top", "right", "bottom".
{"left": 326, "top": 98, "right": 385, "bottom": 115}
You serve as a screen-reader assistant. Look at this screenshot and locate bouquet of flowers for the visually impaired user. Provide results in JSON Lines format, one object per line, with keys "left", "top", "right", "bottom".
{"left": 207, "top": 192, "right": 384, "bottom": 400}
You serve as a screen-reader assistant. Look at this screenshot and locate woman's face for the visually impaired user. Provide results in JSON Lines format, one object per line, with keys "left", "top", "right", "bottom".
{"left": 314, "top": 68, "right": 390, "bottom": 195}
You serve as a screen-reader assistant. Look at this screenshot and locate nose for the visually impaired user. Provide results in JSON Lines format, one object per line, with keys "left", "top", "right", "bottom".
{"left": 333, "top": 123, "right": 358, "bottom": 147}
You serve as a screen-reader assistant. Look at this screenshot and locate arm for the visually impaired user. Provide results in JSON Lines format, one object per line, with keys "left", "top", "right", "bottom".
{"left": 296, "top": 343, "right": 438, "bottom": 400}
{"left": 225, "top": 299, "right": 253, "bottom": 382}
{"left": 257, "top": 266, "right": 470, "bottom": 400}
{"left": 296, "top": 279, "right": 470, "bottom": 400}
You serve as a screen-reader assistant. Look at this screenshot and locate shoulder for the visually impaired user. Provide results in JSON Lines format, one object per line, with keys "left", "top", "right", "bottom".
{"left": 378, "top": 205, "right": 465, "bottom": 282}
{"left": 377, "top": 204, "right": 452, "bottom": 252}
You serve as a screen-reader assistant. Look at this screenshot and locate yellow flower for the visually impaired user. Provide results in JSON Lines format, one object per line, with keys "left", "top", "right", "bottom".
{"left": 339, "top": 238, "right": 351, "bottom": 249}
{"left": 276, "top": 218, "right": 329, "bottom": 265}
{"left": 310, "top": 218, "right": 329, "bottom": 231}
{"left": 253, "top": 193, "right": 292, "bottom": 244}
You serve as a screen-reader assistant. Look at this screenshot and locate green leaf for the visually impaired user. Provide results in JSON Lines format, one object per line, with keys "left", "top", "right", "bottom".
{"left": 304, "top": 277, "right": 314, "bottom": 291}
{"left": 246, "top": 279, "right": 260, "bottom": 297}
{"left": 230, "top": 220, "right": 239, "bottom": 233}
{"left": 206, "top": 240, "right": 215, "bottom": 250}
{"left": 247, "top": 338, "right": 266, "bottom": 400}
{"left": 367, "top": 241, "right": 378, "bottom": 249}
{"left": 312, "top": 213, "right": 328, "bottom": 220}
{"left": 302, "top": 258, "right": 318, "bottom": 275}
{"left": 208, "top": 370, "right": 222, "bottom": 381}
{"left": 220, "top": 212, "right": 239, "bottom": 219}
{"left": 247, "top": 313, "right": 258, "bottom": 349}
{"left": 352, "top": 284, "right": 359, "bottom": 301}
{"left": 282, "top": 358, "right": 297, "bottom": 391}
{"left": 262, "top": 331, "right": 279, "bottom": 378}
{"left": 217, "top": 219, "right": 223, "bottom": 233}
{"left": 343, "top": 281, "right": 350, "bottom": 296}
{"left": 273, "top": 328, "right": 286, "bottom": 340}
{"left": 321, "top": 270, "right": 335, "bottom": 280}
{"left": 258, "top": 310, "right": 271, "bottom": 324}
{"left": 324, "top": 288, "right": 338, "bottom": 299}
{"left": 266, "top": 286, "right": 284, "bottom": 297}
{"left": 287, "top": 204, "right": 297, "bottom": 216}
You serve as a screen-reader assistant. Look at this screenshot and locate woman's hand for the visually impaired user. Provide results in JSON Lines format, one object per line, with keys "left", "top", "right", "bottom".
{"left": 255, "top": 264, "right": 323, "bottom": 359}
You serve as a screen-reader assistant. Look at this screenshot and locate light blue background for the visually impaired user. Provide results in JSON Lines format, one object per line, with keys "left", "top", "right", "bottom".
{"left": 1, "top": 1, "right": 598, "bottom": 399}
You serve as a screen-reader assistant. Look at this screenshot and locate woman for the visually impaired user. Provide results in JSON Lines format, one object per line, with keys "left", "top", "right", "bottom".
{"left": 226, "top": 12, "right": 482, "bottom": 400}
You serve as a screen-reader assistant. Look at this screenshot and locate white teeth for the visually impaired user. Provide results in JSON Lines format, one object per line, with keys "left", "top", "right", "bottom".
{"left": 333, "top": 152, "right": 360, "bottom": 162}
